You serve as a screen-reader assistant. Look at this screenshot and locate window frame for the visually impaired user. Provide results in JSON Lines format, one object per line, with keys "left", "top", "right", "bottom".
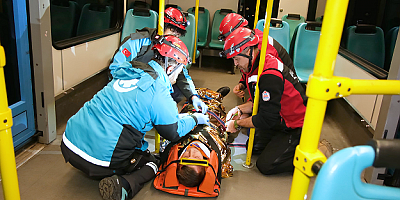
{"left": 51, "top": 1, "right": 124, "bottom": 50}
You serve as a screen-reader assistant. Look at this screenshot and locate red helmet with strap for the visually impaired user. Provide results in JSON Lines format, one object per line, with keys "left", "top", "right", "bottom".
{"left": 165, "top": 7, "right": 188, "bottom": 30}
{"left": 218, "top": 13, "right": 248, "bottom": 41}
{"left": 220, "top": 27, "right": 259, "bottom": 59}
{"left": 153, "top": 35, "right": 190, "bottom": 65}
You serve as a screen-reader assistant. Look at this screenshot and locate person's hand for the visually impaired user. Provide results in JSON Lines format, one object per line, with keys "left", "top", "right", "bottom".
{"left": 192, "top": 96, "right": 208, "bottom": 114}
{"left": 192, "top": 113, "right": 210, "bottom": 126}
{"left": 240, "top": 113, "right": 250, "bottom": 120}
{"left": 226, "top": 106, "right": 242, "bottom": 121}
{"left": 225, "top": 120, "right": 240, "bottom": 133}
{"left": 233, "top": 84, "right": 245, "bottom": 98}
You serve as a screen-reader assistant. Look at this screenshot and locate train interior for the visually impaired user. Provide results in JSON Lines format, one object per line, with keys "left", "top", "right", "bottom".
{"left": 1, "top": 0, "right": 400, "bottom": 199}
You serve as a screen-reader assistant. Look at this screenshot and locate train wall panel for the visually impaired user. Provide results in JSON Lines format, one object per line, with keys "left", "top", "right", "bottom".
{"left": 370, "top": 94, "right": 383, "bottom": 129}
{"left": 167, "top": 0, "right": 237, "bottom": 28}
{"left": 61, "top": 34, "right": 119, "bottom": 91}
{"left": 52, "top": 48, "right": 63, "bottom": 96}
{"left": 334, "top": 54, "right": 379, "bottom": 129}
{"left": 277, "top": 0, "right": 309, "bottom": 19}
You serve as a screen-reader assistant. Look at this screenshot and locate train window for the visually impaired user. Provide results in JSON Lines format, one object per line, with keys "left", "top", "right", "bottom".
{"left": 50, "top": 0, "right": 123, "bottom": 49}
{"left": 335, "top": 0, "right": 400, "bottom": 75}
{"left": 1, "top": 0, "right": 22, "bottom": 105}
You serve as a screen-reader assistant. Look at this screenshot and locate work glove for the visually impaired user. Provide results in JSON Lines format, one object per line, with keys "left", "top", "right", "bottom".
{"left": 192, "top": 113, "right": 210, "bottom": 126}
{"left": 226, "top": 106, "right": 242, "bottom": 121}
{"left": 192, "top": 96, "right": 208, "bottom": 114}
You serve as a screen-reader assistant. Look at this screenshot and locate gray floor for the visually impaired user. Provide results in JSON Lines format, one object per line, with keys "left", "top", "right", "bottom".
{"left": 0, "top": 61, "right": 351, "bottom": 200}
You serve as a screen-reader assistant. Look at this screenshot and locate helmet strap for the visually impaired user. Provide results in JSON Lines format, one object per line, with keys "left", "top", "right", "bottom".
{"left": 164, "top": 56, "right": 169, "bottom": 74}
{"left": 248, "top": 47, "right": 254, "bottom": 71}
{"left": 238, "top": 47, "right": 253, "bottom": 71}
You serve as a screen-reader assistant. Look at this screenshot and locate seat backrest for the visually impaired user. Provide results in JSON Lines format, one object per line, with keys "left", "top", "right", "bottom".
{"left": 51, "top": 0, "right": 79, "bottom": 42}
{"left": 256, "top": 19, "right": 290, "bottom": 51}
{"left": 311, "top": 140, "right": 400, "bottom": 200}
{"left": 315, "top": 16, "right": 323, "bottom": 22}
{"left": 385, "top": 26, "right": 399, "bottom": 70}
{"left": 209, "top": 9, "right": 235, "bottom": 48}
{"left": 76, "top": 3, "right": 112, "bottom": 36}
{"left": 291, "top": 22, "right": 321, "bottom": 83}
{"left": 187, "top": 7, "right": 210, "bottom": 46}
{"left": 282, "top": 14, "right": 306, "bottom": 42}
{"left": 345, "top": 25, "right": 385, "bottom": 68}
{"left": 179, "top": 13, "right": 196, "bottom": 68}
{"left": 120, "top": 8, "right": 158, "bottom": 42}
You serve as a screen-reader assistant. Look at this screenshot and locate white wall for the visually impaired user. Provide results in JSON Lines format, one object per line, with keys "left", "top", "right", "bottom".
{"left": 166, "top": 0, "right": 237, "bottom": 23}
{"left": 52, "top": 48, "right": 63, "bottom": 96}
{"left": 277, "top": 0, "right": 309, "bottom": 19}
{"left": 334, "top": 55, "right": 382, "bottom": 129}
{"left": 52, "top": 33, "right": 120, "bottom": 96}
{"left": 316, "top": 0, "right": 327, "bottom": 19}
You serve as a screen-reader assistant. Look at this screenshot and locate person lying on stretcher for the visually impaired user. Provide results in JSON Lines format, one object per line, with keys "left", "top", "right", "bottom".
{"left": 154, "top": 87, "right": 233, "bottom": 197}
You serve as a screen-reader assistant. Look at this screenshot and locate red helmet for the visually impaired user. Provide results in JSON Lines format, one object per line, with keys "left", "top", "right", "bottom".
{"left": 153, "top": 35, "right": 190, "bottom": 65}
{"left": 220, "top": 27, "right": 259, "bottom": 59}
{"left": 218, "top": 13, "right": 248, "bottom": 41}
{"left": 165, "top": 7, "right": 188, "bottom": 30}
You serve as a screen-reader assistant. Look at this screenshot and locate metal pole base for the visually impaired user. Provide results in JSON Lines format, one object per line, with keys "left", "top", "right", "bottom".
{"left": 242, "top": 162, "right": 255, "bottom": 169}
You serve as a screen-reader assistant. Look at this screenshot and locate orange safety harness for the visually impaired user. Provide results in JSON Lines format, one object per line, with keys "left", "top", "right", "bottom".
{"left": 153, "top": 127, "right": 222, "bottom": 197}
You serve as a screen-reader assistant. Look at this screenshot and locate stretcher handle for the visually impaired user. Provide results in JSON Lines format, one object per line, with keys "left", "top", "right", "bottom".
{"left": 367, "top": 139, "right": 400, "bottom": 169}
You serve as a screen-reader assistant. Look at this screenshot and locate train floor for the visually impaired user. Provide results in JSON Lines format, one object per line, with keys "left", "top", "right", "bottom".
{"left": 1, "top": 56, "right": 351, "bottom": 200}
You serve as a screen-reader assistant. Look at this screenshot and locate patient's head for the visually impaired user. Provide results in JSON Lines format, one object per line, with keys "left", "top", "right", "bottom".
{"left": 177, "top": 144, "right": 207, "bottom": 187}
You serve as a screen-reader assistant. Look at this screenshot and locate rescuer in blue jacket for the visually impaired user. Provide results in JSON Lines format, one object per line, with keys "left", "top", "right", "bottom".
{"left": 61, "top": 36, "right": 210, "bottom": 200}
{"left": 109, "top": 7, "right": 207, "bottom": 114}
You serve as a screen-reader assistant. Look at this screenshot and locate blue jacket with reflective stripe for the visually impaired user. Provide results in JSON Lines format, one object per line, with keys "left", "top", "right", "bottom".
{"left": 63, "top": 60, "right": 197, "bottom": 168}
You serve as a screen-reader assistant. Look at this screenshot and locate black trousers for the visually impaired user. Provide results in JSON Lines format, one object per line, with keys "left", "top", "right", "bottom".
{"left": 251, "top": 127, "right": 302, "bottom": 175}
{"left": 61, "top": 141, "right": 157, "bottom": 195}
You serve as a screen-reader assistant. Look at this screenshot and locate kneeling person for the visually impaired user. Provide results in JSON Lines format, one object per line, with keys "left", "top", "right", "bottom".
{"left": 60, "top": 36, "right": 210, "bottom": 200}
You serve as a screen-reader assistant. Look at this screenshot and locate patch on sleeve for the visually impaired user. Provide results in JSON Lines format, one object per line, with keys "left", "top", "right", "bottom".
{"left": 262, "top": 90, "right": 270, "bottom": 101}
{"left": 122, "top": 48, "right": 131, "bottom": 57}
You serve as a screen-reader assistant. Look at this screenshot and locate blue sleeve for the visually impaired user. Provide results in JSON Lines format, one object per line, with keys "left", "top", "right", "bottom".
{"left": 109, "top": 38, "right": 152, "bottom": 76}
{"left": 151, "top": 82, "right": 197, "bottom": 142}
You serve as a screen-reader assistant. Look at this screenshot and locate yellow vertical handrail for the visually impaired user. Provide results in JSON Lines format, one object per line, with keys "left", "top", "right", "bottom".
{"left": 253, "top": 0, "right": 261, "bottom": 30}
{"left": 192, "top": 0, "right": 200, "bottom": 64}
{"left": 289, "top": 0, "right": 350, "bottom": 199}
{"left": 0, "top": 45, "right": 21, "bottom": 200}
{"left": 245, "top": 0, "right": 274, "bottom": 166}
{"left": 155, "top": 0, "right": 166, "bottom": 153}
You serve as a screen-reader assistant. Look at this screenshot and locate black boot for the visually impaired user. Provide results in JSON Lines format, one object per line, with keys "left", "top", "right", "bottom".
{"left": 216, "top": 86, "right": 230, "bottom": 97}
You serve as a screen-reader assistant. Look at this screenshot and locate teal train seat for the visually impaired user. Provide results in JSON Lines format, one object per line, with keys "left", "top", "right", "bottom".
{"left": 120, "top": 8, "right": 158, "bottom": 42}
{"left": 129, "top": 1, "right": 151, "bottom": 9}
{"left": 282, "top": 14, "right": 305, "bottom": 43}
{"left": 187, "top": 7, "right": 210, "bottom": 48}
{"left": 316, "top": 15, "right": 323, "bottom": 22}
{"left": 290, "top": 22, "right": 321, "bottom": 84}
{"left": 179, "top": 13, "right": 196, "bottom": 69}
{"left": 209, "top": 9, "right": 235, "bottom": 49}
{"left": 385, "top": 26, "right": 399, "bottom": 71}
{"left": 256, "top": 18, "right": 290, "bottom": 51}
{"left": 76, "top": 3, "right": 112, "bottom": 36}
{"left": 50, "top": 0, "right": 79, "bottom": 42}
{"left": 345, "top": 24, "right": 385, "bottom": 68}
{"left": 165, "top": 4, "right": 182, "bottom": 11}
{"left": 311, "top": 139, "right": 400, "bottom": 200}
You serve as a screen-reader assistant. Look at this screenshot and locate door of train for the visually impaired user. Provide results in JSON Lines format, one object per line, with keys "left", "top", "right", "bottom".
{"left": 1, "top": 0, "right": 36, "bottom": 149}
